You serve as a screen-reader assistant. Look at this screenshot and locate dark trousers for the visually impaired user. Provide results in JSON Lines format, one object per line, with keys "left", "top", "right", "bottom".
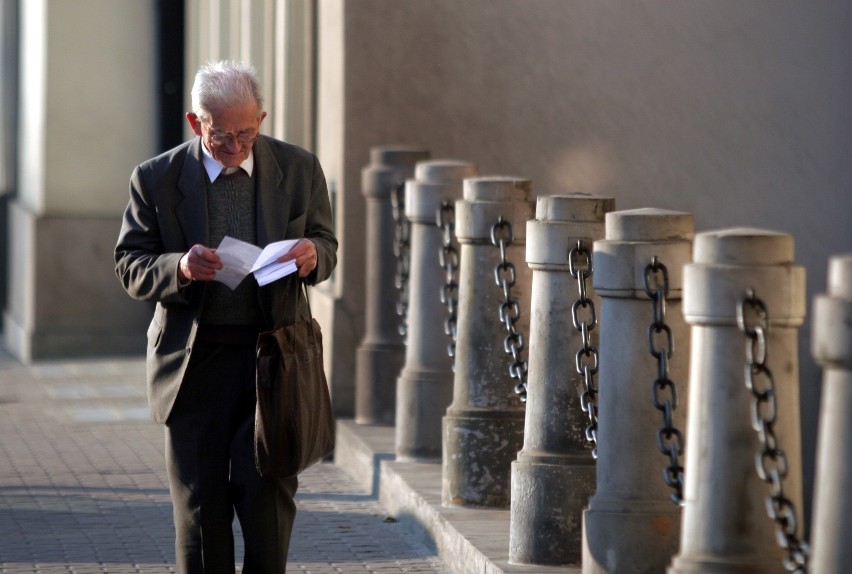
{"left": 165, "top": 338, "right": 298, "bottom": 573}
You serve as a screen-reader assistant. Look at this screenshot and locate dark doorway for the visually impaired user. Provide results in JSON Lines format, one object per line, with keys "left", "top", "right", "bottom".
{"left": 157, "top": 0, "right": 185, "bottom": 152}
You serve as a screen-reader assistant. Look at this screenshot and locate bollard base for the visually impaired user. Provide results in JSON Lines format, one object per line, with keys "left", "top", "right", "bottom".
{"left": 582, "top": 501, "right": 681, "bottom": 574}
{"left": 667, "top": 554, "right": 785, "bottom": 574}
{"left": 354, "top": 343, "right": 404, "bottom": 426}
{"left": 509, "top": 456, "right": 595, "bottom": 566}
{"left": 442, "top": 410, "right": 524, "bottom": 508}
{"left": 395, "top": 367, "right": 454, "bottom": 461}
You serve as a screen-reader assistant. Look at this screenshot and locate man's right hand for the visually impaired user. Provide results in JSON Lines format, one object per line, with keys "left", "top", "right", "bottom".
{"left": 178, "top": 244, "right": 222, "bottom": 283}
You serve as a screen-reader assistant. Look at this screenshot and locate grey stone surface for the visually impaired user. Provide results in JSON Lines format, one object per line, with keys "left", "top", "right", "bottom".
{"left": 337, "top": 420, "right": 579, "bottom": 574}
{"left": 0, "top": 348, "right": 448, "bottom": 573}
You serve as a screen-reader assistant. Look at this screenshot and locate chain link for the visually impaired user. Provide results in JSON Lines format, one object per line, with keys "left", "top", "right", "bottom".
{"left": 643, "top": 257, "right": 685, "bottom": 506}
{"left": 437, "top": 201, "right": 460, "bottom": 365}
{"left": 490, "top": 216, "right": 528, "bottom": 402}
{"left": 568, "top": 240, "right": 599, "bottom": 458}
{"left": 391, "top": 180, "right": 410, "bottom": 341}
{"left": 737, "top": 289, "right": 810, "bottom": 574}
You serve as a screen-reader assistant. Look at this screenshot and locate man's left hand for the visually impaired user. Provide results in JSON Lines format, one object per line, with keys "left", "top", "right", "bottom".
{"left": 279, "top": 238, "right": 317, "bottom": 278}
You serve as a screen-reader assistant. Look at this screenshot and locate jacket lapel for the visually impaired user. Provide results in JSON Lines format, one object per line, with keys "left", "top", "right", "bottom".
{"left": 254, "top": 136, "right": 291, "bottom": 246}
{"left": 175, "top": 138, "right": 208, "bottom": 247}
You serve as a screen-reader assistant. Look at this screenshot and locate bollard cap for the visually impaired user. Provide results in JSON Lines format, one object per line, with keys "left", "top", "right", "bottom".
{"left": 812, "top": 254, "right": 852, "bottom": 367}
{"left": 605, "top": 208, "right": 694, "bottom": 242}
{"left": 415, "top": 160, "right": 478, "bottom": 185}
{"left": 536, "top": 194, "right": 615, "bottom": 223}
{"left": 369, "top": 146, "right": 430, "bottom": 166}
{"left": 683, "top": 227, "right": 805, "bottom": 325}
{"left": 592, "top": 208, "right": 694, "bottom": 296}
{"left": 463, "top": 176, "right": 532, "bottom": 202}
{"left": 694, "top": 227, "right": 794, "bottom": 266}
{"left": 828, "top": 254, "right": 852, "bottom": 298}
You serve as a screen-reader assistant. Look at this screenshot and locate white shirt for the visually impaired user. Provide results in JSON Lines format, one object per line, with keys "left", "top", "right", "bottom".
{"left": 200, "top": 142, "right": 255, "bottom": 182}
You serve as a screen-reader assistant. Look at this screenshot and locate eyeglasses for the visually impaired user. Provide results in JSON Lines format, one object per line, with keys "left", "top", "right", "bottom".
{"left": 204, "top": 126, "right": 259, "bottom": 147}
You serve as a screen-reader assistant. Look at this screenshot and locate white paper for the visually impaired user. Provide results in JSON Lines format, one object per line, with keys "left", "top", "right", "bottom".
{"left": 213, "top": 236, "right": 300, "bottom": 289}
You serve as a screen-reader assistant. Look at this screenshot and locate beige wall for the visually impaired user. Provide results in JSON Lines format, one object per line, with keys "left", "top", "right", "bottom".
{"left": 4, "top": 0, "right": 158, "bottom": 361}
{"left": 315, "top": 0, "right": 850, "bottom": 514}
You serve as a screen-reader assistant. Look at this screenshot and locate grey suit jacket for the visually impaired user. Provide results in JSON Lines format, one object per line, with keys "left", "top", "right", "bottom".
{"left": 115, "top": 136, "right": 338, "bottom": 424}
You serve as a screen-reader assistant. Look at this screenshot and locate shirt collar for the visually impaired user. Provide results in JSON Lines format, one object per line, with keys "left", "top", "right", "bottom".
{"left": 200, "top": 140, "right": 255, "bottom": 182}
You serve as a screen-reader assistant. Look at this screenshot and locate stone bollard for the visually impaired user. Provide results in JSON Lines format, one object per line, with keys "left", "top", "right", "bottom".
{"left": 809, "top": 254, "right": 852, "bottom": 573}
{"left": 395, "top": 160, "right": 478, "bottom": 461}
{"left": 582, "top": 208, "right": 694, "bottom": 573}
{"left": 509, "top": 194, "right": 614, "bottom": 565}
{"left": 355, "top": 146, "right": 430, "bottom": 425}
{"left": 669, "top": 228, "right": 806, "bottom": 574}
{"left": 443, "top": 176, "right": 535, "bottom": 508}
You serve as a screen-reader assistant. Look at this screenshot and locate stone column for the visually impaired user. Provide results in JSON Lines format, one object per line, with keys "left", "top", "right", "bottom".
{"left": 395, "top": 160, "right": 478, "bottom": 461}
{"left": 355, "top": 146, "right": 430, "bottom": 425}
{"left": 443, "top": 176, "right": 535, "bottom": 508}
{"left": 669, "top": 228, "right": 805, "bottom": 574}
{"left": 4, "top": 0, "right": 156, "bottom": 361}
{"left": 509, "top": 194, "right": 614, "bottom": 565}
{"left": 582, "top": 208, "right": 694, "bottom": 573}
{"left": 809, "top": 254, "right": 852, "bottom": 573}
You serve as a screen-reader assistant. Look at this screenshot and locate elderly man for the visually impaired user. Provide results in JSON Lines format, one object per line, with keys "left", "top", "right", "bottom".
{"left": 115, "top": 60, "right": 337, "bottom": 573}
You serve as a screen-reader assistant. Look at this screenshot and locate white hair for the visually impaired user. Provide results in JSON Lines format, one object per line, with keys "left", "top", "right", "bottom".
{"left": 191, "top": 60, "right": 264, "bottom": 123}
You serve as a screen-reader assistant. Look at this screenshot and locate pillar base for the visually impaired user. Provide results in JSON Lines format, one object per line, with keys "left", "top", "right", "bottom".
{"left": 582, "top": 501, "right": 681, "bottom": 574}
{"left": 395, "top": 367, "right": 453, "bottom": 461}
{"left": 509, "top": 456, "right": 595, "bottom": 566}
{"left": 442, "top": 410, "right": 524, "bottom": 508}
{"left": 354, "top": 342, "right": 404, "bottom": 425}
{"left": 667, "top": 554, "right": 782, "bottom": 574}
{"left": 4, "top": 202, "right": 151, "bottom": 363}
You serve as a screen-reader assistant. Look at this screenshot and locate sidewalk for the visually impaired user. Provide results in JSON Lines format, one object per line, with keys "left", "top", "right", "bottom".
{"left": 333, "top": 422, "right": 578, "bottom": 574}
{"left": 0, "top": 348, "right": 448, "bottom": 574}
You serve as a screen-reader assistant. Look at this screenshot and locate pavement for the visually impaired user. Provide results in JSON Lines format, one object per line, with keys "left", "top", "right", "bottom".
{"left": 0, "top": 346, "right": 577, "bottom": 574}
{"left": 0, "top": 347, "right": 448, "bottom": 574}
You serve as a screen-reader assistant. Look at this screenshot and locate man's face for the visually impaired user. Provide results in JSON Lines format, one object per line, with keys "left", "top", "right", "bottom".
{"left": 187, "top": 102, "right": 267, "bottom": 168}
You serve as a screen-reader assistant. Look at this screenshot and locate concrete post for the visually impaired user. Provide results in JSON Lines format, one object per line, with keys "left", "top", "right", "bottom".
{"left": 669, "top": 228, "right": 805, "bottom": 574}
{"left": 355, "top": 146, "right": 430, "bottom": 425}
{"left": 809, "top": 254, "right": 852, "bottom": 573}
{"left": 509, "top": 194, "right": 614, "bottom": 565}
{"left": 395, "top": 160, "right": 478, "bottom": 461}
{"left": 443, "top": 176, "right": 535, "bottom": 508}
{"left": 581, "top": 208, "right": 694, "bottom": 573}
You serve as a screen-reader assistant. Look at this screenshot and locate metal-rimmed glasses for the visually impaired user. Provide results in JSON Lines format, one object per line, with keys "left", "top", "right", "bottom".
{"left": 204, "top": 126, "right": 259, "bottom": 147}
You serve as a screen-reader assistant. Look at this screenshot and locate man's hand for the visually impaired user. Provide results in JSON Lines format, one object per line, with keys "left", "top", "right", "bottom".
{"left": 279, "top": 239, "right": 317, "bottom": 278}
{"left": 178, "top": 244, "right": 222, "bottom": 283}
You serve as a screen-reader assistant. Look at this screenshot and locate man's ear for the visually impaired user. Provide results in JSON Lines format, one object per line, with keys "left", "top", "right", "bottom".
{"left": 186, "top": 112, "right": 203, "bottom": 136}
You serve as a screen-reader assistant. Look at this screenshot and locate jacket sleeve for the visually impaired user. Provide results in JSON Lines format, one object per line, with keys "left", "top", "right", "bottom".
{"left": 303, "top": 153, "right": 338, "bottom": 286}
{"left": 114, "top": 165, "right": 190, "bottom": 304}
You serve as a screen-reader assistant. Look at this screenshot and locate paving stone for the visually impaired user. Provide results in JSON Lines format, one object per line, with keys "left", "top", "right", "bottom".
{"left": 0, "top": 349, "right": 449, "bottom": 574}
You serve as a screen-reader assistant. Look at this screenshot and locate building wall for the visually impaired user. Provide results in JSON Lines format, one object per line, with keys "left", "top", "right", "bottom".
{"left": 4, "top": 0, "right": 158, "bottom": 361}
{"left": 315, "top": 0, "right": 851, "bottom": 522}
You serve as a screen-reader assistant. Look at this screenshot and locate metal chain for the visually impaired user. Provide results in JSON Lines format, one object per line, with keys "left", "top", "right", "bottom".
{"left": 643, "top": 257, "right": 685, "bottom": 506}
{"left": 391, "top": 180, "right": 410, "bottom": 341}
{"left": 737, "top": 289, "right": 810, "bottom": 574}
{"left": 437, "top": 201, "right": 460, "bottom": 365}
{"left": 568, "top": 240, "right": 599, "bottom": 458}
{"left": 490, "top": 216, "right": 529, "bottom": 402}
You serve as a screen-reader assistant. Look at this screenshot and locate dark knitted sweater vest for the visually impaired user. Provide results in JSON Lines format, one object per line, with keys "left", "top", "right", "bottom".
{"left": 200, "top": 169, "right": 264, "bottom": 326}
